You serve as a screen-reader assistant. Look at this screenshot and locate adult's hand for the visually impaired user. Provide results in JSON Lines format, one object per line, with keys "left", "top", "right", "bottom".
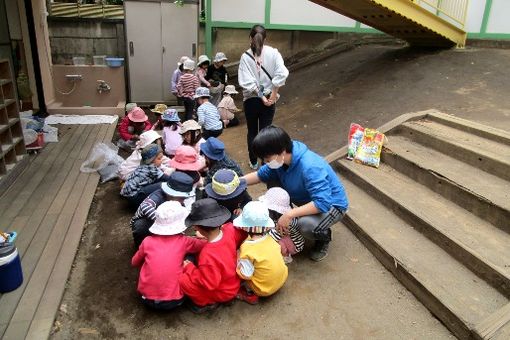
{"left": 262, "top": 96, "right": 273, "bottom": 107}
{"left": 277, "top": 211, "right": 292, "bottom": 235}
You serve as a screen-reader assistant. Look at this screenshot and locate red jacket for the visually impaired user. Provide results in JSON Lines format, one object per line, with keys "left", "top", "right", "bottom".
{"left": 179, "top": 223, "right": 247, "bottom": 306}
{"left": 132, "top": 234, "right": 205, "bottom": 301}
{"left": 119, "top": 116, "right": 152, "bottom": 141}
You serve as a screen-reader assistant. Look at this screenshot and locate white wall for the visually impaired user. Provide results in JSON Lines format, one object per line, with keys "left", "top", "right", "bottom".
{"left": 486, "top": 0, "right": 510, "bottom": 33}
{"left": 270, "top": 0, "right": 355, "bottom": 27}
{"left": 211, "top": 0, "right": 264, "bottom": 23}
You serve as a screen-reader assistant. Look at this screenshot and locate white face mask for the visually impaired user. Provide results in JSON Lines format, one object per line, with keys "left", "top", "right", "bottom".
{"left": 267, "top": 153, "right": 284, "bottom": 169}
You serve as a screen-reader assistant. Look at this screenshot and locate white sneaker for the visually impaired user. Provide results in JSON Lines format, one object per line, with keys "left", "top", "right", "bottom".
{"left": 249, "top": 161, "right": 259, "bottom": 170}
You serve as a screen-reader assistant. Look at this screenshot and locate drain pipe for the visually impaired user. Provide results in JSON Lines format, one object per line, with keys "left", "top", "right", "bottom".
{"left": 24, "top": 0, "right": 47, "bottom": 116}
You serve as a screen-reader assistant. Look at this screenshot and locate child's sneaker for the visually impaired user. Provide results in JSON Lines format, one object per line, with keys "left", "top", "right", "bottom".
{"left": 188, "top": 302, "right": 219, "bottom": 314}
{"left": 249, "top": 161, "right": 259, "bottom": 170}
{"left": 236, "top": 286, "right": 259, "bottom": 305}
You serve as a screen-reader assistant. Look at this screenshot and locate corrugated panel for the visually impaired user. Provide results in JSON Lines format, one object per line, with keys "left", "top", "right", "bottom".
{"left": 50, "top": 3, "right": 124, "bottom": 19}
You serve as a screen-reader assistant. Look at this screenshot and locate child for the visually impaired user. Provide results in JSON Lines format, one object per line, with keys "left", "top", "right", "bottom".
{"left": 161, "top": 109, "right": 182, "bottom": 157}
{"left": 118, "top": 107, "right": 152, "bottom": 151}
{"left": 194, "top": 87, "right": 222, "bottom": 139}
{"left": 150, "top": 103, "right": 167, "bottom": 130}
{"left": 217, "top": 85, "right": 240, "bottom": 128}
{"left": 207, "top": 52, "right": 228, "bottom": 106}
{"left": 204, "top": 169, "right": 252, "bottom": 220}
{"left": 121, "top": 144, "right": 170, "bottom": 209}
{"left": 169, "top": 145, "right": 206, "bottom": 209}
{"left": 200, "top": 137, "right": 242, "bottom": 186}
{"left": 262, "top": 187, "right": 305, "bottom": 264}
{"left": 196, "top": 55, "right": 211, "bottom": 87}
{"left": 118, "top": 130, "right": 173, "bottom": 181}
{"left": 130, "top": 171, "right": 195, "bottom": 247}
{"left": 132, "top": 201, "right": 205, "bottom": 310}
{"left": 177, "top": 59, "right": 200, "bottom": 121}
{"left": 179, "top": 198, "right": 247, "bottom": 313}
{"left": 171, "top": 56, "right": 189, "bottom": 105}
{"left": 180, "top": 120, "right": 205, "bottom": 154}
{"left": 233, "top": 201, "right": 288, "bottom": 304}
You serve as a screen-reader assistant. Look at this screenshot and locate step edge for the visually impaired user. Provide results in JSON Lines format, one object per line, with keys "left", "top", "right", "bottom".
{"left": 472, "top": 302, "right": 510, "bottom": 340}
{"left": 336, "top": 160, "right": 510, "bottom": 298}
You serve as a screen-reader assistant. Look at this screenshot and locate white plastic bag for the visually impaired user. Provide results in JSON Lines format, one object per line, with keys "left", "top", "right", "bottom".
{"left": 43, "top": 124, "right": 58, "bottom": 143}
{"left": 80, "top": 142, "right": 124, "bottom": 179}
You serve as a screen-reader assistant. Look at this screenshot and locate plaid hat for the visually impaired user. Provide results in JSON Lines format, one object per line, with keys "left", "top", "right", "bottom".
{"left": 197, "top": 55, "right": 210, "bottom": 67}
{"left": 233, "top": 201, "right": 275, "bottom": 234}
{"left": 149, "top": 201, "right": 189, "bottom": 236}
{"left": 169, "top": 145, "right": 203, "bottom": 171}
{"left": 161, "top": 171, "right": 195, "bottom": 198}
{"left": 136, "top": 130, "right": 162, "bottom": 149}
{"left": 185, "top": 198, "right": 231, "bottom": 228}
{"left": 205, "top": 169, "right": 247, "bottom": 200}
{"left": 259, "top": 187, "right": 291, "bottom": 215}
{"left": 213, "top": 52, "right": 228, "bottom": 63}
{"left": 183, "top": 59, "right": 195, "bottom": 71}
{"left": 194, "top": 87, "right": 210, "bottom": 99}
{"left": 141, "top": 144, "right": 162, "bottom": 165}
{"left": 200, "top": 137, "right": 225, "bottom": 161}
{"left": 179, "top": 120, "right": 201, "bottom": 134}
{"left": 151, "top": 104, "right": 167, "bottom": 114}
{"left": 128, "top": 107, "right": 148, "bottom": 123}
{"left": 162, "top": 109, "right": 180, "bottom": 122}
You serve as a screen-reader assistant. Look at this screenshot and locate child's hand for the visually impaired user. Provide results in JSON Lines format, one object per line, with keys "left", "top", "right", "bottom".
{"left": 183, "top": 260, "right": 191, "bottom": 267}
{"left": 195, "top": 230, "right": 205, "bottom": 239}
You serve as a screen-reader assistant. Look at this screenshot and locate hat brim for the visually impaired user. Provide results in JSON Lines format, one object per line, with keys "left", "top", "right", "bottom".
{"left": 200, "top": 144, "right": 224, "bottom": 161}
{"left": 128, "top": 112, "right": 148, "bottom": 123}
{"left": 258, "top": 195, "right": 291, "bottom": 215}
{"left": 185, "top": 205, "right": 231, "bottom": 228}
{"left": 169, "top": 159, "right": 203, "bottom": 171}
{"left": 193, "top": 94, "right": 210, "bottom": 99}
{"left": 149, "top": 221, "right": 188, "bottom": 236}
{"left": 232, "top": 214, "right": 275, "bottom": 229}
{"left": 224, "top": 90, "right": 238, "bottom": 94}
{"left": 151, "top": 109, "right": 165, "bottom": 114}
{"left": 205, "top": 178, "right": 247, "bottom": 200}
{"left": 214, "top": 58, "right": 228, "bottom": 63}
{"left": 161, "top": 182, "right": 194, "bottom": 198}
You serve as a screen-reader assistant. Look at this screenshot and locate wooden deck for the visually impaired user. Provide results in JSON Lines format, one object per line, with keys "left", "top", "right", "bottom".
{"left": 0, "top": 122, "right": 116, "bottom": 340}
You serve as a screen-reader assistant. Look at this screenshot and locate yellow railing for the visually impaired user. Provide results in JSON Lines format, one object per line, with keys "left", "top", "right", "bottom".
{"left": 412, "top": 0, "right": 469, "bottom": 29}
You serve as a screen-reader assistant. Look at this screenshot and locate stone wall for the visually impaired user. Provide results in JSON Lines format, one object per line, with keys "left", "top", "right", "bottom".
{"left": 48, "top": 18, "right": 125, "bottom": 65}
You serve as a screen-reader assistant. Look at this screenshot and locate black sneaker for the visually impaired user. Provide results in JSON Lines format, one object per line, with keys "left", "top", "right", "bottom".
{"left": 310, "top": 240, "right": 330, "bottom": 262}
{"left": 189, "top": 302, "right": 219, "bottom": 314}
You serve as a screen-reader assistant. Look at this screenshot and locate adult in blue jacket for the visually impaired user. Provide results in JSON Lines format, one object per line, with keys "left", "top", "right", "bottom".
{"left": 242, "top": 126, "right": 349, "bottom": 261}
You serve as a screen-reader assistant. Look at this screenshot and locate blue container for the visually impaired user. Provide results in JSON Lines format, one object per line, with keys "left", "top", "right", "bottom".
{"left": 0, "top": 243, "right": 23, "bottom": 293}
{"left": 105, "top": 57, "right": 124, "bottom": 68}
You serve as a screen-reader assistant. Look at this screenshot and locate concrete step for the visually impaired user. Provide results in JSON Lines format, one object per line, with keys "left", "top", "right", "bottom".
{"left": 337, "top": 159, "right": 510, "bottom": 298}
{"left": 382, "top": 135, "right": 510, "bottom": 233}
{"left": 391, "top": 120, "right": 510, "bottom": 181}
{"left": 338, "top": 176, "right": 509, "bottom": 339}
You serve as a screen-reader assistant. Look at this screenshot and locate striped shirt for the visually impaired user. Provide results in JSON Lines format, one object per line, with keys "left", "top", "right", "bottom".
{"left": 269, "top": 218, "right": 305, "bottom": 254}
{"left": 177, "top": 73, "right": 200, "bottom": 99}
{"left": 197, "top": 101, "right": 222, "bottom": 131}
{"left": 130, "top": 189, "right": 166, "bottom": 227}
{"left": 120, "top": 164, "right": 163, "bottom": 197}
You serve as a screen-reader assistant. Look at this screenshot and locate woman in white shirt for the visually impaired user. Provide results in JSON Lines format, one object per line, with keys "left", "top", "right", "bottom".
{"left": 238, "top": 24, "right": 289, "bottom": 170}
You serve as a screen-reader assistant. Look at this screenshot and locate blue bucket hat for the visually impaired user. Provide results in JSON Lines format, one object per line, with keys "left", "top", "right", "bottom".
{"left": 233, "top": 201, "right": 275, "bottom": 234}
{"left": 141, "top": 144, "right": 162, "bottom": 165}
{"left": 162, "top": 109, "right": 180, "bottom": 122}
{"left": 200, "top": 137, "right": 225, "bottom": 161}
{"left": 205, "top": 169, "right": 246, "bottom": 200}
{"left": 161, "top": 171, "right": 195, "bottom": 198}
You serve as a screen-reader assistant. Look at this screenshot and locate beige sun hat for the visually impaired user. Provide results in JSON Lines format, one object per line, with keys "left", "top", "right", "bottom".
{"left": 197, "top": 55, "right": 210, "bottom": 67}
{"left": 149, "top": 201, "right": 190, "bottom": 236}
{"left": 151, "top": 103, "right": 167, "bottom": 114}
{"left": 224, "top": 85, "right": 238, "bottom": 95}
{"left": 179, "top": 120, "right": 202, "bottom": 134}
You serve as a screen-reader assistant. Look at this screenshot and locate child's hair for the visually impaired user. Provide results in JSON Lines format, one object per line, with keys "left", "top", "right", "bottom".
{"left": 250, "top": 24, "right": 266, "bottom": 57}
{"left": 183, "top": 130, "right": 202, "bottom": 146}
{"left": 181, "top": 170, "right": 201, "bottom": 184}
{"left": 163, "top": 121, "right": 179, "bottom": 131}
{"left": 268, "top": 209, "right": 281, "bottom": 224}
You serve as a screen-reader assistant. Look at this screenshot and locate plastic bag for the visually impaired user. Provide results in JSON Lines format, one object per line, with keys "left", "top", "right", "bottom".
{"left": 347, "top": 123, "right": 365, "bottom": 160}
{"left": 80, "top": 142, "right": 124, "bottom": 179}
{"left": 354, "top": 128, "right": 385, "bottom": 168}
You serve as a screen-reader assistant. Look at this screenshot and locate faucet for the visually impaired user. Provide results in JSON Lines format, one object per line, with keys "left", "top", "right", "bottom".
{"left": 97, "top": 80, "right": 111, "bottom": 94}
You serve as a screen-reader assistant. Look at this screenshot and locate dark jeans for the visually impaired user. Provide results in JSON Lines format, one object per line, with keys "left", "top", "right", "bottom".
{"left": 126, "top": 176, "right": 169, "bottom": 209}
{"left": 131, "top": 217, "right": 153, "bottom": 248}
{"left": 225, "top": 116, "right": 239, "bottom": 128}
{"left": 183, "top": 97, "right": 195, "bottom": 121}
{"left": 202, "top": 128, "right": 223, "bottom": 140}
{"left": 243, "top": 97, "right": 275, "bottom": 164}
{"left": 141, "top": 296, "right": 185, "bottom": 310}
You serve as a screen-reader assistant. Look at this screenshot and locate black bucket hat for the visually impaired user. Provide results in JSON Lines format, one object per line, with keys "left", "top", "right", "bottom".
{"left": 185, "top": 198, "right": 231, "bottom": 228}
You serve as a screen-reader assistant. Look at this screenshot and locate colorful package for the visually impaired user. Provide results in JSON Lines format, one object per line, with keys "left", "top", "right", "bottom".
{"left": 347, "top": 123, "right": 365, "bottom": 160}
{"left": 354, "top": 128, "right": 385, "bottom": 168}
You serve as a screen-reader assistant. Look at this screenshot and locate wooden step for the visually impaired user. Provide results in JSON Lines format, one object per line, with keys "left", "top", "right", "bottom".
{"left": 337, "top": 159, "right": 510, "bottom": 298}
{"left": 338, "top": 176, "right": 509, "bottom": 338}
{"left": 391, "top": 120, "right": 510, "bottom": 181}
{"left": 382, "top": 135, "right": 510, "bottom": 233}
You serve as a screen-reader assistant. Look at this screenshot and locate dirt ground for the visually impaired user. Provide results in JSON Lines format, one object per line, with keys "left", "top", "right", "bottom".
{"left": 51, "top": 42, "right": 510, "bottom": 339}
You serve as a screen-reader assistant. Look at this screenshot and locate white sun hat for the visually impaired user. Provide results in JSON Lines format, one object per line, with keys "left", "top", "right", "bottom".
{"left": 149, "top": 201, "right": 190, "bottom": 236}
{"left": 258, "top": 187, "right": 292, "bottom": 215}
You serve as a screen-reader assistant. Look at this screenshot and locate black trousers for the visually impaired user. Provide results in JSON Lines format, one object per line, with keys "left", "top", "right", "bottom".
{"left": 243, "top": 97, "right": 275, "bottom": 164}
{"left": 131, "top": 217, "right": 153, "bottom": 248}
{"left": 202, "top": 128, "right": 223, "bottom": 140}
{"left": 183, "top": 97, "right": 195, "bottom": 121}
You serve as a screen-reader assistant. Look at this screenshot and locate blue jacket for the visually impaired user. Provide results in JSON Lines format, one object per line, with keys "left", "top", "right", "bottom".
{"left": 257, "top": 141, "right": 349, "bottom": 213}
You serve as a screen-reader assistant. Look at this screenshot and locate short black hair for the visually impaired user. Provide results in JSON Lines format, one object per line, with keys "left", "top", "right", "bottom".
{"left": 252, "top": 125, "right": 293, "bottom": 159}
